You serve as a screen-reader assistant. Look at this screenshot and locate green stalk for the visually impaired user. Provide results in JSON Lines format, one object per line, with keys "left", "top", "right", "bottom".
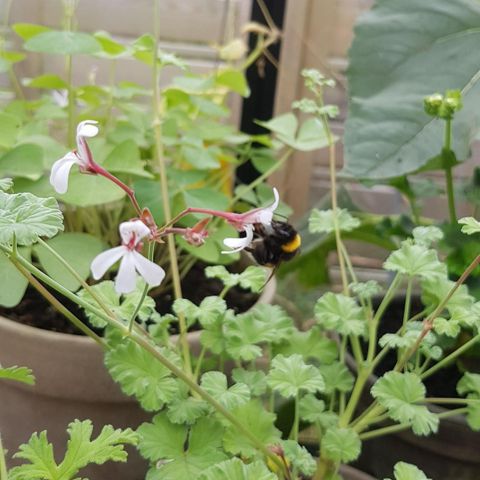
{"left": 4, "top": 246, "right": 287, "bottom": 475}
{"left": 10, "top": 257, "right": 106, "bottom": 348}
{"left": 339, "top": 368, "right": 369, "bottom": 427}
{"left": 151, "top": 0, "right": 192, "bottom": 377}
{"left": 320, "top": 100, "right": 348, "bottom": 294}
{"left": 444, "top": 118, "right": 457, "bottom": 224}
{"left": 63, "top": 1, "right": 75, "bottom": 148}
{"left": 131, "top": 329, "right": 288, "bottom": 476}
{"left": 424, "top": 397, "right": 480, "bottom": 405}
{"left": 0, "top": 433, "right": 7, "bottom": 480}
{"left": 359, "top": 407, "right": 468, "bottom": 440}
{"left": 289, "top": 392, "right": 300, "bottom": 442}
{"left": 421, "top": 334, "right": 480, "bottom": 380}
{"left": 128, "top": 242, "right": 155, "bottom": 333}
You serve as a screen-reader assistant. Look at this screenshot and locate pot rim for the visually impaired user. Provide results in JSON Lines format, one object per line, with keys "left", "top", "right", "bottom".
{"left": 0, "top": 274, "right": 276, "bottom": 343}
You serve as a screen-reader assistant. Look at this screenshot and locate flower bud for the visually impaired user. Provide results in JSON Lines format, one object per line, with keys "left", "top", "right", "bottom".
{"left": 424, "top": 93, "right": 443, "bottom": 116}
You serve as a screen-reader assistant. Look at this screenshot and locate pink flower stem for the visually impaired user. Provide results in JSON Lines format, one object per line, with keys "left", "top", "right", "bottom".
{"left": 159, "top": 207, "right": 241, "bottom": 232}
{"left": 94, "top": 166, "right": 142, "bottom": 216}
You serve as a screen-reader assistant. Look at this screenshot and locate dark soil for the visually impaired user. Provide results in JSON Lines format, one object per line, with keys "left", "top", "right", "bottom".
{"left": 371, "top": 295, "right": 462, "bottom": 400}
{"left": 0, "top": 261, "right": 259, "bottom": 336}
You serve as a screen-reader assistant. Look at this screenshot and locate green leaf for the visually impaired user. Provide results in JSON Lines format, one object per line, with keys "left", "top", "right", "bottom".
{"left": 299, "top": 394, "right": 339, "bottom": 428}
{"left": 166, "top": 386, "right": 209, "bottom": 425}
{"left": 58, "top": 172, "right": 125, "bottom": 207}
{"left": 267, "top": 354, "right": 325, "bottom": 398}
{"left": 309, "top": 208, "right": 360, "bottom": 234}
{"left": 225, "top": 305, "right": 294, "bottom": 361}
{"left": 457, "top": 373, "right": 480, "bottom": 430}
{"left": 199, "top": 458, "right": 276, "bottom": 480}
{"left": 459, "top": 217, "right": 480, "bottom": 235}
{"left": 257, "top": 113, "right": 331, "bottom": 151}
{"left": 24, "top": 31, "right": 101, "bottom": 55}
{"left": 274, "top": 327, "right": 338, "bottom": 364}
{"left": 0, "top": 365, "right": 35, "bottom": 385}
{"left": 223, "top": 400, "right": 281, "bottom": 458}
{"left": 77, "top": 280, "right": 159, "bottom": 328}
{"left": 412, "top": 226, "right": 444, "bottom": 247}
{"left": 34, "top": 233, "right": 104, "bottom": 291}
{"left": 12, "top": 23, "right": 51, "bottom": 40}
{"left": 282, "top": 440, "right": 317, "bottom": 477}
{"left": 321, "top": 428, "right": 361, "bottom": 463}
{"left": 315, "top": 292, "right": 366, "bottom": 336}
{"left": 350, "top": 280, "right": 383, "bottom": 301}
{"left": 10, "top": 420, "right": 137, "bottom": 480}
{"left": 105, "top": 340, "right": 179, "bottom": 411}
{"left": 24, "top": 74, "right": 67, "bottom": 89}
{"left": 372, "top": 372, "right": 439, "bottom": 435}
{"left": 93, "top": 31, "right": 127, "bottom": 58}
{"left": 344, "top": 0, "right": 480, "bottom": 179}
{"left": 432, "top": 317, "right": 460, "bottom": 338}
{"left": 232, "top": 368, "right": 267, "bottom": 396}
{"left": 319, "top": 362, "right": 354, "bottom": 394}
{"left": 385, "top": 462, "right": 431, "bottom": 480}
{"left": 138, "top": 413, "right": 227, "bottom": 480}
{"left": 0, "top": 144, "right": 44, "bottom": 181}
{"left": 384, "top": 242, "right": 445, "bottom": 278}
{"left": 0, "top": 112, "right": 21, "bottom": 148}
{"left": 0, "top": 248, "right": 30, "bottom": 307}
{"left": 200, "top": 372, "right": 250, "bottom": 411}
{"left": 216, "top": 69, "right": 250, "bottom": 96}
{"left": 0, "top": 191, "right": 63, "bottom": 246}
{"left": 103, "top": 140, "right": 153, "bottom": 178}
{"left": 0, "top": 178, "right": 13, "bottom": 191}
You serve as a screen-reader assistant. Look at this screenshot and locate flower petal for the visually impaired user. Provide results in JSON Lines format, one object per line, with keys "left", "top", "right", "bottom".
{"left": 90, "top": 246, "right": 126, "bottom": 280}
{"left": 119, "top": 220, "right": 150, "bottom": 245}
{"left": 131, "top": 250, "right": 166, "bottom": 287}
{"left": 49, "top": 153, "right": 79, "bottom": 194}
{"left": 241, "top": 187, "right": 280, "bottom": 225}
{"left": 76, "top": 120, "right": 99, "bottom": 167}
{"left": 221, "top": 224, "right": 254, "bottom": 254}
{"left": 77, "top": 120, "right": 99, "bottom": 138}
{"left": 115, "top": 251, "right": 138, "bottom": 294}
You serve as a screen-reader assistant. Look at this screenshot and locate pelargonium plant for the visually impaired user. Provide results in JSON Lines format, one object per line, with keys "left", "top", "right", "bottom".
{"left": 2, "top": 68, "right": 480, "bottom": 480}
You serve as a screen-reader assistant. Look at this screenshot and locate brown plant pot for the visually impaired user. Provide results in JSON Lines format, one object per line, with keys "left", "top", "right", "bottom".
{"left": 339, "top": 465, "right": 376, "bottom": 480}
{"left": 0, "top": 278, "right": 276, "bottom": 480}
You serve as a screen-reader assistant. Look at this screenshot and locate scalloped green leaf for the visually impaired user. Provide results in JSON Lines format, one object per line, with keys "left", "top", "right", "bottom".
{"left": 309, "top": 208, "right": 360, "bottom": 234}
{"left": 321, "top": 428, "right": 361, "bottom": 463}
{"left": 0, "top": 365, "right": 34, "bottom": 385}
{"left": 0, "top": 191, "right": 63, "bottom": 246}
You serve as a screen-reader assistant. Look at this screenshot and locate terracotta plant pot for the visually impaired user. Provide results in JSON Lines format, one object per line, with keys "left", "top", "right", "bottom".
{"left": 0, "top": 279, "right": 276, "bottom": 480}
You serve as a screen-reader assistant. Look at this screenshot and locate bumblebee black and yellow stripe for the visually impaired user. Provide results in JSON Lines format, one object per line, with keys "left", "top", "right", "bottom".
{"left": 280, "top": 233, "right": 301, "bottom": 253}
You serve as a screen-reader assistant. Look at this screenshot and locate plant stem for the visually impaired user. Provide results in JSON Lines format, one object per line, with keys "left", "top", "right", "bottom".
{"left": 444, "top": 118, "right": 457, "bottom": 224}
{"left": 359, "top": 407, "right": 468, "bottom": 440}
{"left": 290, "top": 392, "right": 300, "bottom": 442}
{"left": 424, "top": 397, "right": 480, "bottom": 405}
{"left": 10, "top": 256, "right": 106, "bottom": 347}
{"left": 367, "top": 273, "right": 401, "bottom": 363}
{"left": 130, "top": 329, "right": 288, "bottom": 475}
{"left": 151, "top": 0, "right": 192, "bottom": 377}
{"left": 339, "top": 368, "right": 369, "bottom": 427}
{"left": 0, "top": 433, "right": 7, "bottom": 480}
{"left": 421, "top": 333, "right": 480, "bottom": 380}
{"left": 128, "top": 242, "right": 155, "bottom": 333}
{"left": 193, "top": 345, "right": 207, "bottom": 382}
{"left": 396, "top": 254, "right": 480, "bottom": 372}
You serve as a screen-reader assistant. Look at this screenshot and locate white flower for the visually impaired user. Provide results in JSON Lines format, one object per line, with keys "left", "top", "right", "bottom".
{"left": 90, "top": 220, "right": 165, "bottom": 294}
{"left": 49, "top": 120, "right": 99, "bottom": 194}
{"left": 222, "top": 187, "right": 279, "bottom": 254}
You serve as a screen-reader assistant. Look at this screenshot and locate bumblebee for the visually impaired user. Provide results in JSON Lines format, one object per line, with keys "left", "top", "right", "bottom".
{"left": 246, "top": 220, "right": 301, "bottom": 267}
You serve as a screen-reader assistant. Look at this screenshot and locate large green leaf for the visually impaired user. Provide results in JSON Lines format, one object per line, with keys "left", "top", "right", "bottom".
{"left": 344, "top": 0, "right": 480, "bottom": 179}
{"left": 0, "top": 144, "right": 44, "bottom": 180}
{"left": 0, "top": 247, "right": 31, "bottom": 307}
{"left": 34, "top": 233, "right": 105, "bottom": 291}
{"left": 24, "top": 31, "right": 101, "bottom": 55}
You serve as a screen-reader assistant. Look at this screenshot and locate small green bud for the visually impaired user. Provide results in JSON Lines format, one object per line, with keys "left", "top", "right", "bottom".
{"left": 424, "top": 93, "right": 443, "bottom": 116}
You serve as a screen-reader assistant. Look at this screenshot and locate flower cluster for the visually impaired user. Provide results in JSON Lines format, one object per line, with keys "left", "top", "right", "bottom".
{"left": 51, "top": 121, "right": 281, "bottom": 293}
